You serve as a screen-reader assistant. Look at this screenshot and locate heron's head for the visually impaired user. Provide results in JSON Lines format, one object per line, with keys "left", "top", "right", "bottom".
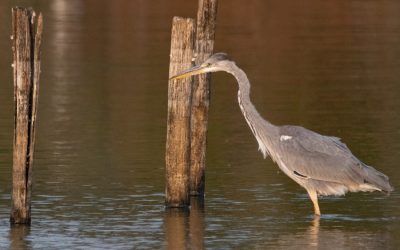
{"left": 169, "top": 53, "right": 232, "bottom": 80}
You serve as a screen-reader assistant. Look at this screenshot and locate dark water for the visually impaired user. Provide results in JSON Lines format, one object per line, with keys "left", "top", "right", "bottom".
{"left": 1, "top": 0, "right": 400, "bottom": 249}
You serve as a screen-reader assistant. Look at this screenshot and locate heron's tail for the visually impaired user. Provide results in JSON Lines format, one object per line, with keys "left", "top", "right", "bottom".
{"left": 362, "top": 164, "right": 394, "bottom": 193}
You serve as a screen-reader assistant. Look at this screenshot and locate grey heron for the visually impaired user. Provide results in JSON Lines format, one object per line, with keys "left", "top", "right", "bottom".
{"left": 170, "top": 53, "right": 394, "bottom": 216}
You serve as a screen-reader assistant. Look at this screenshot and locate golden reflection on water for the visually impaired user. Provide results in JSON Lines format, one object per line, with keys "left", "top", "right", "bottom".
{"left": 164, "top": 208, "right": 188, "bottom": 250}
{"left": 307, "top": 216, "right": 320, "bottom": 248}
{"left": 9, "top": 225, "right": 31, "bottom": 250}
{"left": 164, "top": 198, "right": 205, "bottom": 250}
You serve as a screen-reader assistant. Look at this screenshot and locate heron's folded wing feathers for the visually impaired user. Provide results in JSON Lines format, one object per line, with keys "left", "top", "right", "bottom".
{"left": 278, "top": 126, "right": 366, "bottom": 184}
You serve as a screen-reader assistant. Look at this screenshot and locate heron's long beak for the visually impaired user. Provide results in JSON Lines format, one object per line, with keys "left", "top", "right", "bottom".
{"left": 169, "top": 65, "right": 208, "bottom": 80}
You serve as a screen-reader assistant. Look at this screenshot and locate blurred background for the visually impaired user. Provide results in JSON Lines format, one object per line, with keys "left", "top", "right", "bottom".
{"left": 0, "top": 0, "right": 399, "bottom": 249}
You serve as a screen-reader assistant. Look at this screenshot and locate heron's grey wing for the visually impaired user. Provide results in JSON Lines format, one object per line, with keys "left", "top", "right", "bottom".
{"left": 277, "top": 126, "right": 380, "bottom": 186}
{"left": 277, "top": 125, "right": 393, "bottom": 193}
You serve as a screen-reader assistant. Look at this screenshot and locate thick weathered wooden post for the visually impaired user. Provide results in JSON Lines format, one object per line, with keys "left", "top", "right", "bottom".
{"left": 10, "top": 7, "right": 43, "bottom": 225}
{"left": 190, "top": 0, "right": 218, "bottom": 196}
{"left": 165, "top": 17, "right": 196, "bottom": 207}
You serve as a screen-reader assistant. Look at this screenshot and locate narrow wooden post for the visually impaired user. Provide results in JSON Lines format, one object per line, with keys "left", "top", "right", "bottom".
{"left": 190, "top": 0, "right": 218, "bottom": 196}
{"left": 165, "top": 17, "right": 196, "bottom": 207}
{"left": 10, "top": 7, "right": 43, "bottom": 225}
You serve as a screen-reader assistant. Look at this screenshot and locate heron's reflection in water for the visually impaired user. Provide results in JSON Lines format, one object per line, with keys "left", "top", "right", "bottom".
{"left": 164, "top": 197, "right": 205, "bottom": 250}
{"left": 307, "top": 216, "right": 320, "bottom": 248}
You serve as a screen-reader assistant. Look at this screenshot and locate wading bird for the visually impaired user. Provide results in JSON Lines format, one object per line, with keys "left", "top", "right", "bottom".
{"left": 170, "top": 53, "right": 393, "bottom": 216}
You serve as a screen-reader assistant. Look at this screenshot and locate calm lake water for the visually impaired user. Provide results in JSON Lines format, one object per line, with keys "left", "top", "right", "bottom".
{"left": 1, "top": 0, "right": 400, "bottom": 249}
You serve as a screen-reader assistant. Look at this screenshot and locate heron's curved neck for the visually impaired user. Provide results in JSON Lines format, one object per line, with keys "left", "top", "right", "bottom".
{"left": 227, "top": 62, "right": 278, "bottom": 158}
{"left": 228, "top": 63, "right": 274, "bottom": 126}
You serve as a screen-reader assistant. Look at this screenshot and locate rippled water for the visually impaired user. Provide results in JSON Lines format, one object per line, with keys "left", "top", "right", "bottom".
{"left": 1, "top": 0, "right": 400, "bottom": 249}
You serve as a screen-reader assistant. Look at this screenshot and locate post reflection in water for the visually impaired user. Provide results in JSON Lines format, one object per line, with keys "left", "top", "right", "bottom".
{"left": 164, "top": 198, "right": 205, "bottom": 250}
{"left": 164, "top": 208, "right": 188, "bottom": 250}
{"left": 189, "top": 197, "right": 205, "bottom": 249}
{"left": 9, "top": 225, "right": 31, "bottom": 250}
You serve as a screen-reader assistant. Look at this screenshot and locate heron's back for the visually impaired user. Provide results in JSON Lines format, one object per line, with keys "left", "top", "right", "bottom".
{"left": 266, "top": 125, "right": 394, "bottom": 196}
